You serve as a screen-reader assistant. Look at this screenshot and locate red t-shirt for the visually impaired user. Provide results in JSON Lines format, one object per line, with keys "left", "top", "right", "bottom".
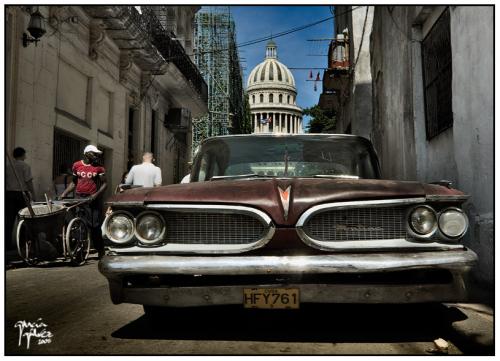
{"left": 72, "top": 160, "right": 105, "bottom": 195}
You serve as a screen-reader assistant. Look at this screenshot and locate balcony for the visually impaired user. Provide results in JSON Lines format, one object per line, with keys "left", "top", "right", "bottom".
{"left": 327, "top": 32, "right": 350, "bottom": 73}
{"left": 83, "top": 6, "right": 208, "bottom": 108}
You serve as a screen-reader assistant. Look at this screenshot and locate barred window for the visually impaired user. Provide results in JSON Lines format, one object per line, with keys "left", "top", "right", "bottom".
{"left": 422, "top": 8, "right": 452, "bottom": 140}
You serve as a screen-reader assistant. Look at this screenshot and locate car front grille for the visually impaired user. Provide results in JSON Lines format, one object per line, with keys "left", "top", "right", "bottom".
{"left": 303, "top": 206, "right": 408, "bottom": 242}
{"left": 162, "top": 212, "right": 269, "bottom": 245}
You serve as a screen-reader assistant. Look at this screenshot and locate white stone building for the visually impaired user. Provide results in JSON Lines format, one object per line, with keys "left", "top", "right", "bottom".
{"left": 5, "top": 6, "right": 208, "bottom": 201}
{"left": 368, "top": 6, "right": 492, "bottom": 286}
{"left": 246, "top": 41, "right": 303, "bottom": 133}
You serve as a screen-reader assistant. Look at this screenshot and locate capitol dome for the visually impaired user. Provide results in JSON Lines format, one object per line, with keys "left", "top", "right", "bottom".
{"left": 247, "top": 44, "right": 296, "bottom": 89}
{"left": 246, "top": 40, "right": 303, "bottom": 134}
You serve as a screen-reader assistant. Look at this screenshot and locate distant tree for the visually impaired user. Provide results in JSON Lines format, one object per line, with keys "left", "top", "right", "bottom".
{"left": 304, "top": 105, "right": 336, "bottom": 133}
{"left": 242, "top": 93, "right": 253, "bottom": 134}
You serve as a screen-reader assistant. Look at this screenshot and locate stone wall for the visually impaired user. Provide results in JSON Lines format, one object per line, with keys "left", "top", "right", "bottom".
{"left": 6, "top": 6, "right": 205, "bottom": 200}
{"left": 334, "top": 6, "right": 374, "bottom": 139}
{"left": 370, "top": 5, "right": 494, "bottom": 285}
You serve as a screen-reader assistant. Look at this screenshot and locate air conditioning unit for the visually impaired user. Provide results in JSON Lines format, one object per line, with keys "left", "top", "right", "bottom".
{"left": 166, "top": 108, "right": 191, "bottom": 133}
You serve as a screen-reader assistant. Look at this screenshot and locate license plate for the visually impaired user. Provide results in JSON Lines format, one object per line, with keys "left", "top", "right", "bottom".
{"left": 243, "top": 288, "right": 300, "bottom": 309}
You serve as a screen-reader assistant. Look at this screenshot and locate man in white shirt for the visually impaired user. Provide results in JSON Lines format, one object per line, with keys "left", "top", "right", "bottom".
{"left": 180, "top": 161, "right": 192, "bottom": 184}
{"left": 125, "top": 152, "right": 162, "bottom": 188}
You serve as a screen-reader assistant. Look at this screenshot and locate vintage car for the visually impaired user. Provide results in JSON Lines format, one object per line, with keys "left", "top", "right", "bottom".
{"left": 99, "top": 134, "right": 477, "bottom": 314}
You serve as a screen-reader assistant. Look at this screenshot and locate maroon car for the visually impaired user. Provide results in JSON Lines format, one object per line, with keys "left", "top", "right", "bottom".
{"left": 99, "top": 134, "right": 477, "bottom": 314}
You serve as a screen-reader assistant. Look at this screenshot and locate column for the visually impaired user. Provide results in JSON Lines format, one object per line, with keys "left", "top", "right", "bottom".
{"left": 276, "top": 113, "right": 281, "bottom": 133}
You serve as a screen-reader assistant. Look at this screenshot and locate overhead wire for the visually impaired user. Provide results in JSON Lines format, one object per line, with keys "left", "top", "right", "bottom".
{"left": 159, "top": 6, "right": 364, "bottom": 63}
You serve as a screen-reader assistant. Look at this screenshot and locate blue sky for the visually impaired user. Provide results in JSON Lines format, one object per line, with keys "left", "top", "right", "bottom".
{"left": 230, "top": 6, "right": 334, "bottom": 129}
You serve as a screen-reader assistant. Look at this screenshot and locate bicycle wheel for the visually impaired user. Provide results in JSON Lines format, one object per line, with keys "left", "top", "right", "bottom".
{"left": 65, "top": 217, "right": 90, "bottom": 266}
{"left": 16, "top": 219, "right": 40, "bottom": 266}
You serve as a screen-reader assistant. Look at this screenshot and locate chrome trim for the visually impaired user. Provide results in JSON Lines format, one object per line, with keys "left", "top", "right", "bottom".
{"left": 296, "top": 198, "right": 427, "bottom": 228}
{"left": 406, "top": 205, "right": 438, "bottom": 240}
{"left": 314, "top": 174, "right": 360, "bottom": 179}
{"left": 99, "top": 249, "right": 477, "bottom": 278}
{"left": 134, "top": 211, "right": 166, "bottom": 246}
{"left": 295, "top": 198, "right": 463, "bottom": 251}
{"left": 102, "top": 211, "right": 135, "bottom": 245}
{"left": 108, "top": 204, "right": 275, "bottom": 254}
{"left": 438, "top": 207, "right": 469, "bottom": 241}
{"left": 426, "top": 194, "right": 470, "bottom": 202}
{"left": 120, "top": 281, "right": 468, "bottom": 306}
{"left": 106, "top": 201, "right": 144, "bottom": 207}
{"left": 147, "top": 203, "right": 272, "bottom": 224}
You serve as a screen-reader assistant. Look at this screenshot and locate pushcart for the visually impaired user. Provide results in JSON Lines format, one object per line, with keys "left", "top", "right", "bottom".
{"left": 15, "top": 199, "right": 92, "bottom": 266}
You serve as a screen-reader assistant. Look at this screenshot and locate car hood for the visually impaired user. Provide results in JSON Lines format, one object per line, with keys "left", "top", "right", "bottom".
{"left": 108, "top": 178, "right": 465, "bottom": 226}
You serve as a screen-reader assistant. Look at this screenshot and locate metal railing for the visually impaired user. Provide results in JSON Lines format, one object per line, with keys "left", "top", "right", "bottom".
{"left": 130, "top": 6, "right": 208, "bottom": 103}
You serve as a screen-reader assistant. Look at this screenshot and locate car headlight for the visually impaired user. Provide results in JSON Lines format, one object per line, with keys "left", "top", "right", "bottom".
{"left": 439, "top": 208, "right": 468, "bottom": 239}
{"left": 106, "top": 211, "right": 135, "bottom": 244}
{"left": 135, "top": 211, "right": 165, "bottom": 245}
{"left": 409, "top": 206, "right": 437, "bottom": 236}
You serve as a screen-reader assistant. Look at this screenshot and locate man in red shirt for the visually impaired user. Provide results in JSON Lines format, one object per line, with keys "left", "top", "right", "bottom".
{"left": 60, "top": 145, "right": 108, "bottom": 258}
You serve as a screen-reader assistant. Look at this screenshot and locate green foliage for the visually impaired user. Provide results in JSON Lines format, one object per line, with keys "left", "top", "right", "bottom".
{"left": 304, "top": 105, "right": 336, "bottom": 133}
{"left": 241, "top": 93, "right": 253, "bottom": 134}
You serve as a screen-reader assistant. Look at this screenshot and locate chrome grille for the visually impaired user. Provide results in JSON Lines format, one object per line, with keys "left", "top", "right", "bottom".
{"left": 303, "top": 206, "right": 408, "bottom": 242}
{"left": 163, "top": 212, "right": 268, "bottom": 244}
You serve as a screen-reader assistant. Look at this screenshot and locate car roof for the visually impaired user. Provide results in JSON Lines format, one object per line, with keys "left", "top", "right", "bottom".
{"left": 204, "top": 133, "right": 370, "bottom": 143}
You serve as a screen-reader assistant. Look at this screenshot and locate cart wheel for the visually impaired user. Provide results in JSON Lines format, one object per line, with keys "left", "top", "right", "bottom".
{"left": 65, "top": 217, "right": 90, "bottom": 266}
{"left": 16, "top": 219, "right": 40, "bottom": 266}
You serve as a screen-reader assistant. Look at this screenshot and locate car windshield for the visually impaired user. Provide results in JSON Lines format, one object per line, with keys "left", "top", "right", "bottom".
{"left": 192, "top": 135, "right": 380, "bottom": 181}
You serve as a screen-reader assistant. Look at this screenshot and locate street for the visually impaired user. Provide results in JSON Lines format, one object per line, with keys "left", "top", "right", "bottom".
{"left": 5, "top": 257, "right": 493, "bottom": 355}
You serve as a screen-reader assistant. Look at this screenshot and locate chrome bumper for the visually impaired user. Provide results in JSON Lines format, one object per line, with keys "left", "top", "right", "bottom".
{"left": 99, "top": 249, "right": 477, "bottom": 306}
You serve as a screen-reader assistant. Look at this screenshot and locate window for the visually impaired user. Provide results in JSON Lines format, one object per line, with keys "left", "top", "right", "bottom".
{"left": 260, "top": 94, "right": 264, "bottom": 103}
{"left": 422, "top": 8, "right": 452, "bottom": 139}
{"left": 287, "top": 95, "right": 290, "bottom": 104}
{"left": 252, "top": 95, "right": 255, "bottom": 104}
{"left": 53, "top": 129, "right": 86, "bottom": 180}
{"left": 269, "top": 94, "right": 274, "bottom": 103}
{"left": 279, "top": 94, "right": 283, "bottom": 103}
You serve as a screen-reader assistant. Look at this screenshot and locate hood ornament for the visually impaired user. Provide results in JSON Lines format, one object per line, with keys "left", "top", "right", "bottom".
{"left": 278, "top": 186, "right": 291, "bottom": 220}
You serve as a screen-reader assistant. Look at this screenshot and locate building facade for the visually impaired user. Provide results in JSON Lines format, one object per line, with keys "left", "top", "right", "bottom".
{"left": 369, "top": 6, "right": 493, "bottom": 285}
{"left": 247, "top": 41, "right": 303, "bottom": 134}
{"left": 324, "top": 6, "right": 493, "bottom": 285}
{"left": 193, "top": 8, "right": 248, "bottom": 154}
{"left": 330, "top": 6, "right": 374, "bottom": 137}
{"left": 5, "top": 6, "right": 208, "bottom": 201}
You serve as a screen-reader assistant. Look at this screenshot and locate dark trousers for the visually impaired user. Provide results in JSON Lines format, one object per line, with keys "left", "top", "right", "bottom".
{"left": 75, "top": 193, "right": 104, "bottom": 254}
{"left": 5, "top": 191, "right": 26, "bottom": 251}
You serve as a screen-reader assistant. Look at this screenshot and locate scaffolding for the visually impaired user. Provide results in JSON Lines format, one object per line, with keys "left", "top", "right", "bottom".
{"left": 192, "top": 6, "right": 247, "bottom": 155}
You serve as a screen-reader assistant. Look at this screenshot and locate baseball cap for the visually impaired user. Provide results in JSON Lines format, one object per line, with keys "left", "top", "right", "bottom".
{"left": 84, "top": 145, "right": 102, "bottom": 154}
